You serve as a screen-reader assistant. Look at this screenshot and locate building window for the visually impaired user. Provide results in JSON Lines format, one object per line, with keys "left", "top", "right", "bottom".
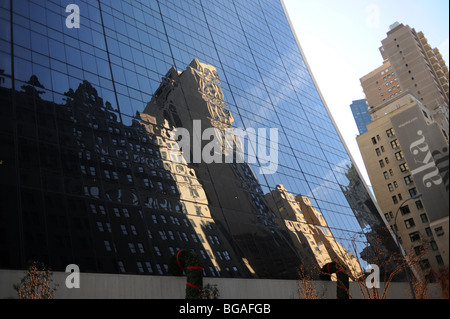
{"left": 420, "top": 214, "right": 428, "bottom": 223}
{"left": 409, "top": 232, "right": 420, "bottom": 242}
{"left": 159, "top": 231, "right": 167, "bottom": 240}
{"left": 399, "top": 163, "right": 409, "bottom": 172}
{"left": 398, "top": 193, "right": 403, "bottom": 201}
{"left": 409, "top": 188, "right": 418, "bottom": 198}
{"left": 389, "top": 169, "right": 394, "bottom": 176}
{"left": 400, "top": 205, "right": 410, "bottom": 215}
{"left": 155, "top": 264, "right": 163, "bottom": 275}
{"left": 104, "top": 240, "right": 112, "bottom": 252}
{"left": 145, "top": 261, "right": 153, "bottom": 273}
{"left": 404, "top": 175, "right": 413, "bottom": 185}
{"left": 395, "top": 151, "right": 404, "bottom": 161}
{"left": 388, "top": 183, "right": 394, "bottom": 192}
{"left": 379, "top": 160, "right": 385, "bottom": 168}
{"left": 117, "top": 261, "right": 125, "bottom": 273}
{"left": 435, "top": 227, "right": 444, "bottom": 237}
{"left": 90, "top": 204, "right": 97, "bottom": 214}
{"left": 404, "top": 218, "right": 415, "bottom": 229}
{"left": 384, "top": 171, "right": 389, "bottom": 180}
{"left": 425, "top": 227, "right": 433, "bottom": 237}
{"left": 415, "top": 200, "right": 423, "bottom": 210}
{"left": 414, "top": 246, "right": 423, "bottom": 256}
{"left": 385, "top": 157, "right": 390, "bottom": 164}
{"left": 420, "top": 259, "right": 430, "bottom": 270}
{"left": 376, "top": 148, "right": 381, "bottom": 156}
{"left": 372, "top": 137, "right": 377, "bottom": 145}
{"left": 392, "top": 195, "right": 398, "bottom": 204}
{"left": 390, "top": 139, "right": 400, "bottom": 149}
{"left": 128, "top": 243, "right": 136, "bottom": 254}
{"left": 137, "top": 262, "right": 144, "bottom": 273}
{"left": 436, "top": 255, "right": 444, "bottom": 266}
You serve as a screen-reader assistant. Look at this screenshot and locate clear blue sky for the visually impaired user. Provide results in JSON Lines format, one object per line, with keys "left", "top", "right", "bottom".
{"left": 283, "top": 0, "right": 449, "bottom": 184}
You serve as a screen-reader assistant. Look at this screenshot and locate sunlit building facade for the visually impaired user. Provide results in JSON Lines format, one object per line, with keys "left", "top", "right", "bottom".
{"left": 0, "top": 0, "right": 398, "bottom": 279}
{"left": 357, "top": 92, "right": 449, "bottom": 275}
{"left": 357, "top": 22, "right": 449, "bottom": 278}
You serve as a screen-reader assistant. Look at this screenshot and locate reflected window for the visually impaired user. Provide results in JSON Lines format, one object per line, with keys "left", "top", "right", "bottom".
{"left": 409, "top": 232, "right": 420, "bottom": 242}
{"left": 404, "top": 175, "right": 413, "bottom": 185}
{"left": 117, "top": 261, "right": 125, "bottom": 273}
{"left": 104, "top": 240, "right": 112, "bottom": 252}
{"left": 390, "top": 139, "right": 400, "bottom": 149}
{"left": 420, "top": 214, "right": 428, "bottom": 224}
{"left": 404, "top": 218, "right": 415, "bottom": 229}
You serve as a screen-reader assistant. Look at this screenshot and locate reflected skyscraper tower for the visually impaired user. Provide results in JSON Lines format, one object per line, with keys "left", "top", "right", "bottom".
{"left": 0, "top": 0, "right": 399, "bottom": 280}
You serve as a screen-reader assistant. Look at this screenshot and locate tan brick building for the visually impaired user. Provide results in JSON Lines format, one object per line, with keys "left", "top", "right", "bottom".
{"left": 357, "top": 92, "right": 449, "bottom": 276}
{"left": 380, "top": 23, "right": 449, "bottom": 115}
{"left": 360, "top": 60, "right": 402, "bottom": 109}
{"left": 361, "top": 23, "right": 449, "bottom": 139}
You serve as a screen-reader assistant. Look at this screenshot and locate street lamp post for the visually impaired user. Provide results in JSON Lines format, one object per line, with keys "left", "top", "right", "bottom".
{"left": 393, "top": 193, "right": 423, "bottom": 299}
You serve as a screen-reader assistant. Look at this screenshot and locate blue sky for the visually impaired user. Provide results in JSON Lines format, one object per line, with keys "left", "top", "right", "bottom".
{"left": 283, "top": 0, "right": 449, "bottom": 184}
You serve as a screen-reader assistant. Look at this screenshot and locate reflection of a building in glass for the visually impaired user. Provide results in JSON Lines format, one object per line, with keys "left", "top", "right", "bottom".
{"left": 143, "top": 59, "right": 364, "bottom": 279}
{"left": 143, "top": 59, "right": 305, "bottom": 278}
{"left": 0, "top": 59, "right": 381, "bottom": 280}
{"left": 266, "top": 184, "right": 362, "bottom": 279}
{"left": 0, "top": 75, "right": 249, "bottom": 277}
{"left": 340, "top": 164, "right": 406, "bottom": 280}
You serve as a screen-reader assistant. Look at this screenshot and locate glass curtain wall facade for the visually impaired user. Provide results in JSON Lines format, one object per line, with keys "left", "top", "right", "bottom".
{"left": 0, "top": 0, "right": 397, "bottom": 279}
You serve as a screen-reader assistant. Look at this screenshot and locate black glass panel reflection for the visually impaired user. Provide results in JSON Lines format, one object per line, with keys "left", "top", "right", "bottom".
{"left": 0, "top": 0, "right": 402, "bottom": 280}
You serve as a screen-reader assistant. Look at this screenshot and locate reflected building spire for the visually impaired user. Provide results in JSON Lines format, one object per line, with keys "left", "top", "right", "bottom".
{"left": 143, "top": 59, "right": 307, "bottom": 279}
